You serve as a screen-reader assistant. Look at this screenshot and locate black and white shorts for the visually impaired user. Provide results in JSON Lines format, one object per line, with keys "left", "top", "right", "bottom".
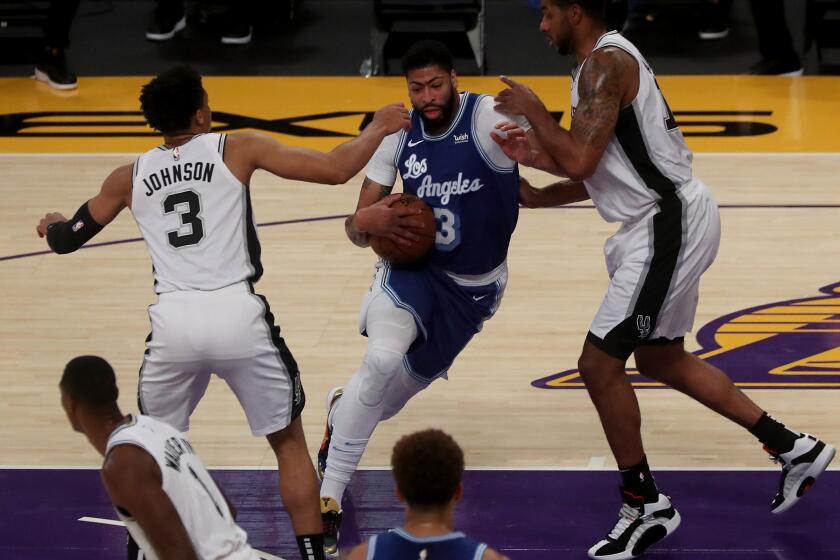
{"left": 137, "top": 281, "right": 304, "bottom": 436}
{"left": 588, "top": 179, "right": 721, "bottom": 360}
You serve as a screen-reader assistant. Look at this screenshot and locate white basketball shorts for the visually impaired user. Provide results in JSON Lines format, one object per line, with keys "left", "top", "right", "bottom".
{"left": 588, "top": 179, "right": 721, "bottom": 360}
{"left": 137, "top": 281, "right": 304, "bottom": 436}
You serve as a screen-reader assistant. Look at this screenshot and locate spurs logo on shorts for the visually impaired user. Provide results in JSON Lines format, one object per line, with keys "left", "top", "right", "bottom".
{"left": 636, "top": 315, "right": 651, "bottom": 339}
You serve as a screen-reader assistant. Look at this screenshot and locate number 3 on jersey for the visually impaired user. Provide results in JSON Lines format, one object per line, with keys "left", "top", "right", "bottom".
{"left": 163, "top": 190, "right": 205, "bottom": 248}
{"left": 433, "top": 208, "right": 460, "bottom": 251}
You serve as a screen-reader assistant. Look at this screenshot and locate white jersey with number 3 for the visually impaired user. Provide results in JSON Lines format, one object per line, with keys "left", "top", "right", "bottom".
{"left": 106, "top": 414, "right": 258, "bottom": 560}
{"left": 571, "top": 31, "right": 695, "bottom": 224}
{"left": 131, "top": 133, "right": 261, "bottom": 293}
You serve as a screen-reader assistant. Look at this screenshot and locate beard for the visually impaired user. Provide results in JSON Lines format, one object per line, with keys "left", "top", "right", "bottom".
{"left": 556, "top": 37, "right": 573, "bottom": 55}
{"left": 547, "top": 23, "right": 574, "bottom": 55}
{"left": 418, "top": 87, "right": 459, "bottom": 131}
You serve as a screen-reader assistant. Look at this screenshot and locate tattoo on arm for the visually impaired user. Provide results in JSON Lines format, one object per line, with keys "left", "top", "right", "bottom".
{"left": 368, "top": 177, "right": 393, "bottom": 200}
{"left": 569, "top": 48, "right": 627, "bottom": 152}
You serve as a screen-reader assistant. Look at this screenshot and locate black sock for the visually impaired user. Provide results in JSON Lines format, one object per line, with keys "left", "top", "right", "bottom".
{"left": 127, "top": 531, "right": 141, "bottom": 560}
{"left": 749, "top": 411, "right": 799, "bottom": 454}
{"left": 619, "top": 455, "right": 659, "bottom": 502}
{"left": 297, "top": 534, "right": 326, "bottom": 560}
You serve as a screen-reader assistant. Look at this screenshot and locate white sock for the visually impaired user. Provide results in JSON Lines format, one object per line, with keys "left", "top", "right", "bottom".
{"left": 320, "top": 372, "right": 379, "bottom": 502}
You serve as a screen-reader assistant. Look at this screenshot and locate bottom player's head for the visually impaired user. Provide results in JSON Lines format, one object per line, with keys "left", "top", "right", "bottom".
{"left": 140, "top": 65, "right": 212, "bottom": 137}
{"left": 59, "top": 355, "right": 121, "bottom": 435}
{"left": 392, "top": 429, "right": 465, "bottom": 513}
{"left": 401, "top": 40, "right": 459, "bottom": 131}
{"left": 539, "top": 0, "right": 605, "bottom": 55}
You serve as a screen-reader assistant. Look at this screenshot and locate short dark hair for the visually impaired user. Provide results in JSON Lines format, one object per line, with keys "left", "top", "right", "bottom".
{"left": 60, "top": 356, "right": 119, "bottom": 409}
{"left": 139, "top": 66, "right": 205, "bottom": 134}
{"left": 549, "top": 0, "right": 605, "bottom": 19}
{"left": 401, "top": 40, "right": 455, "bottom": 76}
{"left": 391, "top": 429, "right": 464, "bottom": 509}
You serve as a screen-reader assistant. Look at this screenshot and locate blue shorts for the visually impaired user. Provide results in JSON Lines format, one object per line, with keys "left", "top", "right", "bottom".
{"left": 363, "top": 262, "right": 506, "bottom": 382}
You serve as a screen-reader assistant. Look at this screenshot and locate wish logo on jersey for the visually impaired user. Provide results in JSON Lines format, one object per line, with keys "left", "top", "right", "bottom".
{"left": 533, "top": 282, "right": 840, "bottom": 389}
{"left": 403, "top": 154, "right": 484, "bottom": 205}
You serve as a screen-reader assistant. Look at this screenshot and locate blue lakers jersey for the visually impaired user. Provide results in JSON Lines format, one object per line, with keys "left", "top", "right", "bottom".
{"left": 368, "top": 528, "right": 487, "bottom": 560}
{"left": 394, "top": 92, "right": 520, "bottom": 276}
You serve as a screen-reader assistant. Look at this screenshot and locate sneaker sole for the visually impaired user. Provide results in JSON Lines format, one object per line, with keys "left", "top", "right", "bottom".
{"left": 33, "top": 68, "right": 78, "bottom": 91}
{"left": 779, "top": 68, "right": 804, "bottom": 77}
{"left": 221, "top": 31, "right": 252, "bottom": 45}
{"left": 316, "top": 387, "right": 343, "bottom": 480}
{"left": 146, "top": 16, "right": 186, "bottom": 41}
{"left": 699, "top": 29, "right": 729, "bottom": 40}
{"left": 325, "top": 386, "right": 344, "bottom": 413}
{"left": 588, "top": 510, "right": 681, "bottom": 560}
{"left": 772, "top": 443, "right": 835, "bottom": 514}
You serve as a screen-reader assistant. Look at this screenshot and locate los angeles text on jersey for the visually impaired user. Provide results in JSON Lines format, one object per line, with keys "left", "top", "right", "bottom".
{"left": 404, "top": 154, "right": 483, "bottom": 205}
{"left": 141, "top": 161, "right": 216, "bottom": 197}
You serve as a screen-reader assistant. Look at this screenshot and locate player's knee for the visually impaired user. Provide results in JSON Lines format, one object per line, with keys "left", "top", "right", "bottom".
{"left": 577, "top": 354, "right": 599, "bottom": 380}
{"left": 577, "top": 354, "right": 623, "bottom": 393}
{"left": 358, "top": 344, "right": 405, "bottom": 407}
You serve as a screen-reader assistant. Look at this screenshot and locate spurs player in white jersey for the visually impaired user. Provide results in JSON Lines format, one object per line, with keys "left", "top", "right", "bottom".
{"left": 37, "top": 66, "right": 410, "bottom": 560}
{"left": 492, "top": 1, "right": 835, "bottom": 558}
{"left": 60, "top": 355, "right": 257, "bottom": 560}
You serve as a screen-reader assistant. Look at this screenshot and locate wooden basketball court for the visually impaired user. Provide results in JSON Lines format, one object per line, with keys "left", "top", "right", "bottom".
{"left": 1, "top": 74, "right": 839, "bottom": 558}
{"left": 1, "top": 75, "right": 839, "bottom": 470}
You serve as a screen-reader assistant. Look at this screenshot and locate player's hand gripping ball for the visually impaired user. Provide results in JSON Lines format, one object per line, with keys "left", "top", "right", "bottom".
{"left": 370, "top": 194, "right": 436, "bottom": 264}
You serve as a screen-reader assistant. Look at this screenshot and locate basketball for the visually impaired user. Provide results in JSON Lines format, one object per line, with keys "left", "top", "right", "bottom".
{"left": 369, "top": 194, "right": 436, "bottom": 264}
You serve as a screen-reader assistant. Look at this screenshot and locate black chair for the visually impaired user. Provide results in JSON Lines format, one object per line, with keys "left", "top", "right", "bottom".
{"left": 371, "top": 0, "right": 484, "bottom": 75}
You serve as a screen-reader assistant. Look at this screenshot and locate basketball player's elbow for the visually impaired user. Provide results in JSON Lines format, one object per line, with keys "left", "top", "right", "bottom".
{"left": 322, "top": 168, "right": 351, "bottom": 185}
{"left": 320, "top": 154, "right": 357, "bottom": 184}
{"left": 564, "top": 157, "right": 597, "bottom": 182}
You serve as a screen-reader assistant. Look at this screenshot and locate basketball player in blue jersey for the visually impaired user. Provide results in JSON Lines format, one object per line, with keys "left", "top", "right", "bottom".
{"left": 345, "top": 429, "right": 509, "bottom": 560}
{"left": 35, "top": 66, "right": 410, "bottom": 560}
{"left": 316, "top": 40, "right": 525, "bottom": 555}
{"left": 492, "top": 1, "right": 835, "bottom": 558}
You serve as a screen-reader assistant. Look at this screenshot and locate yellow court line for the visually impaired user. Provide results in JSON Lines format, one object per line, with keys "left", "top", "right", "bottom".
{"left": 1, "top": 76, "right": 838, "bottom": 153}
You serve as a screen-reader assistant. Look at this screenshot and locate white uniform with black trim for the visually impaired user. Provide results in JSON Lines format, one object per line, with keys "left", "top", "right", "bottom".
{"left": 131, "top": 133, "right": 303, "bottom": 436}
{"left": 106, "top": 414, "right": 258, "bottom": 560}
{"left": 572, "top": 32, "right": 721, "bottom": 359}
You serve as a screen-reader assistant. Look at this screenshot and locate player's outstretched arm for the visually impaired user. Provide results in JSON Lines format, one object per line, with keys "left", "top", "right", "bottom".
{"left": 519, "top": 176, "right": 590, "bottom": 208}
{"left": 230, "top": 104, "right": 410, "bottom": 185}
{"left": 494, "top": 49, "right": 635, "bottom": 181}
{"left": 344, "top": 540, "right": 369, "bottom": 560}
{"left": 102, "top": 445, "right": 199, "bottom": 560}
{"left": 345, "top": 177, "right": 423, "bottom": 248}
{"left": 36, "top": 164, "right": 132, "bottom": 254}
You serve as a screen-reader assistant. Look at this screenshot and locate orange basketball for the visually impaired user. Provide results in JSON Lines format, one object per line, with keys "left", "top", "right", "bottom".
{"left": 369, "top": 194, "right": 436, "bottom": 264}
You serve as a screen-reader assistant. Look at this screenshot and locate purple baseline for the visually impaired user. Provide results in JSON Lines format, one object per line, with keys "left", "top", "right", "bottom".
{"left": 1, "top": 468, "right": 838, "bottom": 559}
